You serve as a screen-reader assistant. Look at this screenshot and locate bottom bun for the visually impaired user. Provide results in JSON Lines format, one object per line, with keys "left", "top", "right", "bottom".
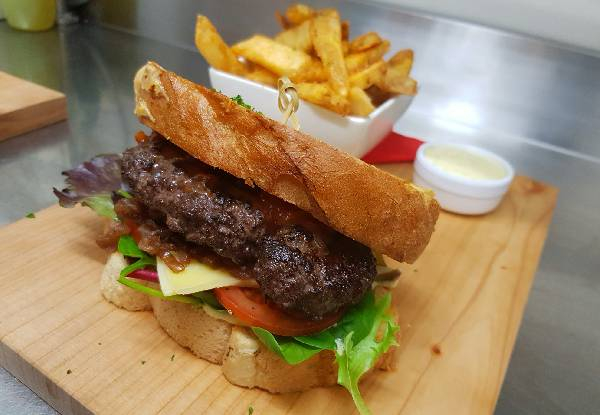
{"left": 151, "top": 297, "right": 338, "bottom": 392}
{"left": 100, "top": 252, "right": 394, "bottom": 393}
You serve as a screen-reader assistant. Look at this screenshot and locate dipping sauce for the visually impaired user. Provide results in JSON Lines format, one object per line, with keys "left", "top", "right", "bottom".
{"left": 424, "top": 145, "right": 508, "bottom": 180}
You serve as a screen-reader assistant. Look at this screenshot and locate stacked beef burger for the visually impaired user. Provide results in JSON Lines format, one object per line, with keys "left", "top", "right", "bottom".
{"left": 54, "top": 62, "right": 439, "bottom": 414}
{"left": 119, "top": 135, "right": 375, "bottom": 321}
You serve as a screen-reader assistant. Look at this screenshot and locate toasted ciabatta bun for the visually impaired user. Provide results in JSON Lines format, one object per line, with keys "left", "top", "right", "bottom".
{"left": 101, "top": 252, "right": 395, "bottom": 393}
{"left": 133, "top": 61, "right": 439, "bottom": 263}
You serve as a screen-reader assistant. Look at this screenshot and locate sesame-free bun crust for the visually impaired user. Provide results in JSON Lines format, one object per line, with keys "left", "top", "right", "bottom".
{"left": 133, "top": 61, "right": 439, "bottom": 263}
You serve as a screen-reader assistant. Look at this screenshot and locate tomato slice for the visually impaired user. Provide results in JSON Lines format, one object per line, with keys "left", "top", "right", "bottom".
{"left": 214, "top": 287, "right": 341, "bottom": 336}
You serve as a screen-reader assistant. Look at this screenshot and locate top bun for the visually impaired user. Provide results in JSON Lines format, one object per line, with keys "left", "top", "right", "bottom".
{"left": 133, "top": 62, "right": 439, "bottom": 263}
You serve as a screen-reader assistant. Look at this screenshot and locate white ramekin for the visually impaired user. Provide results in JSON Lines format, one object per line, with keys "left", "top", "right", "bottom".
{"left": 209, "top": 67, "right": 414, "bottom": 158}
{"left": 413, "top": 143, "right": 514, "bottom": 215}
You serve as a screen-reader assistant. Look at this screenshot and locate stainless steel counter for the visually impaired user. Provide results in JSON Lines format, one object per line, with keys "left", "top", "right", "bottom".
{"left": 1, "top": 1, "right": 599, "bottom": 413}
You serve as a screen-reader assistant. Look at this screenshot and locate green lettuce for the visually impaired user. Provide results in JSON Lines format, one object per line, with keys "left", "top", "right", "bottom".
{"left": 82, "top": 195, "right": 118, "bottom": 220}
{"left": 251, "top": 328, "right": 322, "bottom": 365}
{"left": 334, "top": 293, "right": 398, "bottom": 415}
{"left": 116, "top": 235, "right": 204, "bottom": 305}
{"left": 252, "top": 291, "right": 398, "bottom": 415}
{"left": 117, "top": 235, "right": 156, "bottom": 278}
{"left": 192, "top": 291, "right": 224, "bottom": 309}
{"left": 117, "top": 275, "right": 202, "bottom": 305}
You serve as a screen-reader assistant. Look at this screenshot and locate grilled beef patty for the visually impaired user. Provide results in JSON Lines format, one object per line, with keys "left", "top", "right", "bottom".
{"left": 120, "top": 134, "right": 376, "bottom": 320}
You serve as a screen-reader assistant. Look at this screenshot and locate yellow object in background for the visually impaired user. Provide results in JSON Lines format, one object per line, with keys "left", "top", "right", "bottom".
{"left": 1, "top": 0, "right": 56, "bottom": 31}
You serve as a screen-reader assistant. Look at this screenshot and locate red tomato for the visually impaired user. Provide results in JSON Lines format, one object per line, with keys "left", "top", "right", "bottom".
{"left": 214, "top": 287, "right": 341, "bottom": 336}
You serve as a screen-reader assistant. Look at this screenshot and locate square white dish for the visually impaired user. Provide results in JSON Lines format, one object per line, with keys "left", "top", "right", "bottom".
{"left": 209, "top": 67, "right": 414, "bottom": 158}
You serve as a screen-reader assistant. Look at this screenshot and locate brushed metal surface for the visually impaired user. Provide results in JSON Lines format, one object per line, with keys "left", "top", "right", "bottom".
{"left": 1, "top": 1, "right": 599, "bottom": 413}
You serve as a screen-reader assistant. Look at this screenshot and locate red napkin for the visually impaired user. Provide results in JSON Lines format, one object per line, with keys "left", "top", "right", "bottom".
{"left": 361, "top": 131, "right": 423, "bottom": 164}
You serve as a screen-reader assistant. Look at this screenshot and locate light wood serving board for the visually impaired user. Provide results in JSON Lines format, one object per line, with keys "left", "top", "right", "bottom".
{"left": 0, "top": 71, "right": 67, "bottom": 141}
{"left": 0, "top": 166, "right": 557, "bottom": 415}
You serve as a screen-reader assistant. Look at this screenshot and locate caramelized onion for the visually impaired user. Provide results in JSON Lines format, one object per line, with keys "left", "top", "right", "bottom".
{"left": 96, "top": 220, "right": 129, "bottom": 250}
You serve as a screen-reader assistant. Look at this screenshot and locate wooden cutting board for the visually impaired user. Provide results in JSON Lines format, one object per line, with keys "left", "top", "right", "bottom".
{"left": 0, "top": 167, "right": 557, "bottom": 415}
{"left": 0, "top": 71, "right": 67, "bottom": 141}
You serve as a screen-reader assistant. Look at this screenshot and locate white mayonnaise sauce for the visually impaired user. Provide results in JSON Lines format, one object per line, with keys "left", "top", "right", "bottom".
{"left": 423, "top": 145, "right": 507, "bottom": 180}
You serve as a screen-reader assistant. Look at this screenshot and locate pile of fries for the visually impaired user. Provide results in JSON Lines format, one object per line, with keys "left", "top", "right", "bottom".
{"left": 195, "top": 4, "right": 417, "bottom": 117}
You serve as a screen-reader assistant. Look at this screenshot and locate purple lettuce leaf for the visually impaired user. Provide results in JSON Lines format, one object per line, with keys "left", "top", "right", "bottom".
{"left": 53, "top": 154, "right": 124, "bottom": 218}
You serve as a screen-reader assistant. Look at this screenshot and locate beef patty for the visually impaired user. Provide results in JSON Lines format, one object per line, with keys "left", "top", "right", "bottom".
{"left": 120, "top": 134, "right": 376, "bottom": 320}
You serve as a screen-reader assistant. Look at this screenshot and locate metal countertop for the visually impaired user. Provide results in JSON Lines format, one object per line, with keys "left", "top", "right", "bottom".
{"left": 0, "top": 1, "right": 599, "bottom": 413}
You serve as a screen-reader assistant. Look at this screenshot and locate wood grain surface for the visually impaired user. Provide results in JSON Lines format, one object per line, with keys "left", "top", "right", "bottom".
{"left": 0, "top": 168, "right": 557, "bottom": 415}
{"left": 0, "top": 71, "right": 67, "bottom": 141}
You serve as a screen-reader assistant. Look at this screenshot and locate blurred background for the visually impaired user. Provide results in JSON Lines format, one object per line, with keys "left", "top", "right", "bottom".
{"left": 0, "top": 1, "right": 599, "bottom": 415}
{"left": 373, "top": 0, "right": 600, "bottom": 52}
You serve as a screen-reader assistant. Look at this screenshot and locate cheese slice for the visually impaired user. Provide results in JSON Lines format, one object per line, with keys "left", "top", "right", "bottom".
{"left": 156, "top": 257, "right": 255, "bottom": 296}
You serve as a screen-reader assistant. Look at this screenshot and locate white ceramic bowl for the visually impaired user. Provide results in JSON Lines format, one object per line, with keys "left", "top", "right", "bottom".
{"left": 413, "top": 143, "right": 514, "bottom": 215}
{"left": 209, "top": 67, "right": 414, "bottom": 158}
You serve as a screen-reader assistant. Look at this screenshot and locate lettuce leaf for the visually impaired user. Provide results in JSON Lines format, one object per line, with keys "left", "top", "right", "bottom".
{"left": 334, "top": 293, "right": 398, "bottom": 415}
{"left": 53, "top": 154, "right": 124, "bottom": 219}
{"left": 117, "top": 275, "right": 202, "bottom": 305}
{"left": 117, "top": 235, "right": 156, "bottom": 278}
{"left": 82, "top": 195, "right": 118, "bottom": 220}
{"left": 192, "top": 291, "right": 224, "bottom": 309}
{"left": 294, "top": 292, "right": 379, "bottom": 350}
{"left": 252, "top": 291, "right": 398, "bottom": 415}
{"left": 251, "top": 327, "right": 322, "bottom": 365}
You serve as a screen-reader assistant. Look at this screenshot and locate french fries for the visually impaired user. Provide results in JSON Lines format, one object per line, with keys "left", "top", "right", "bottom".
{"left": 382, "top": 76, "right": 418, "bottom": 96}
{"left": 349, "top": 60, "right": 386, "bottom": 90}
{"left": 311, "top": 10, "right": 349, "bottom": 97}
{"left": 290, "top": 60, "right": 328, "bottom": 83}
{"left": 195, "top": 4, "right": 418, "bottom": 117}
{"left": 232, "top": 35, "right": 312, "bottom": 77}
{"left": 345, "top": 41, "right": 390, "bottom": 74}
{"left": 277, "top": 4, "right": 315, "bottom": 28}
{"left": 379, "top": 49, "right": 417, "bottom": 95}
{"left": 349, "top": 32, "right": 383, "bottom": 53}
{"left": 349, "top": 87, "right": 375, "bottom": 116}
{"left": 388, "top": 49, "right": 413, "bottom": 78}
{"left": 274, "top": 19, "right": 313, "bottom": 53}
{"left": 364, "top": 85, "right": 392, "bottom": 107}
{"left": 318, "top": 8, "right": 349, "bottom": 40}
{"left": 341, "top": 20, "right": 350, "bottom": 41}
{"left": 194, "top": 15, "right": 246, "bottom": 75}
{"left": 342, "top": 40, "right": 349, "bottom": 55}
{"left": 244, "top": 65, "right": 279, "bottom": 87}
{"left": 296, "top": 82, "right": 349, "bottom": 115}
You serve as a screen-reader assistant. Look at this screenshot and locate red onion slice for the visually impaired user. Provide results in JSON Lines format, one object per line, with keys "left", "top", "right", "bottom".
{"left": 128, "top": 268, "right": 159, "bottom": 283}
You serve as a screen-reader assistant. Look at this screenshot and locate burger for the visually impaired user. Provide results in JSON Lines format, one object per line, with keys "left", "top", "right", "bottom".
{"left": 54, "top": 62, "right": 439, "bottom": 414}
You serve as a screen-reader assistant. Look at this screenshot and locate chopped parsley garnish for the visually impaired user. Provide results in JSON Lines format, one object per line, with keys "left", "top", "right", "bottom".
{"left": 230, "top": 95, "right": 261, "bottom": 114}
{"left": 25, "top": 212, "right": 35, "bottom": 219}
{"left": 231, "top": 94, "right": 253, "bottom": 110}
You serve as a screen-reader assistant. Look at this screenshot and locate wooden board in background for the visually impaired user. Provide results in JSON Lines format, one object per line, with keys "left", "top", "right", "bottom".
{"left": 0, "top": 71, "right": 67, "bottom": 141}
{"left": 0, "top": 169, "right": 557, "bottom": 415}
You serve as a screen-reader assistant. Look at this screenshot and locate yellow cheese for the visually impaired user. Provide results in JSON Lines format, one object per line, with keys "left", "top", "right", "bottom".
{"left": 156, "top": 258, "right": 254, "bottom": 296}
